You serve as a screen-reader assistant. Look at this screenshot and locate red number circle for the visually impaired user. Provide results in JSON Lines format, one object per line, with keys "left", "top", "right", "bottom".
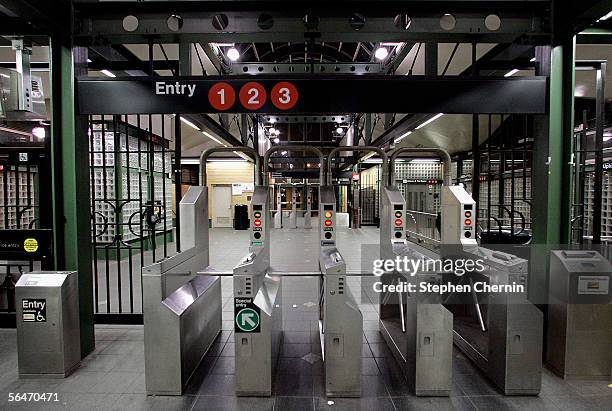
{"left": 208, "top": 82, "right": 236, "bottom": 111}
{"left": 271, "top": 82, "right": 298, "bottom": 110}
{"left": 239, "top": 82, "right": 267, "bottom": 110}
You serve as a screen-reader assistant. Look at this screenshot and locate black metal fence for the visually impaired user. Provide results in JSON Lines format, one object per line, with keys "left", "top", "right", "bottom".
{"left": 88, "top": 115, "right": 175, "bottom": 318}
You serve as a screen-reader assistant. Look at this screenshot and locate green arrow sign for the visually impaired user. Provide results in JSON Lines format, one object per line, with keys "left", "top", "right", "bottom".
{"left": 235, "top": 307, "right": 260, "bottom": 332}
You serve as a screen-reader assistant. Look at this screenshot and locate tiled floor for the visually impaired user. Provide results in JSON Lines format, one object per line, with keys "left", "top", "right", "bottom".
{"left": 1, "top": 227, "right": 610, "bottom": 410}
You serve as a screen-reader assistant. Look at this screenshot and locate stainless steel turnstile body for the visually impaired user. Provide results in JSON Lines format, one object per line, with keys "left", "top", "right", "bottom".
{"left": 319, "top": 186, "right": 362, "bottom": 397}
{"left": 379, "top": 186, "right": 453, "bottom": 396}
{"left": 234, "top": 186, "right": 283, "bottom": 396}
{"left": 445, "top": 248, "right": 543, "bottom": 395}
{"left": 547, "top": 250, "right": 612, "bottom": 379}
{"left": 142, "top": 186, "right": 222, "bottom": 395}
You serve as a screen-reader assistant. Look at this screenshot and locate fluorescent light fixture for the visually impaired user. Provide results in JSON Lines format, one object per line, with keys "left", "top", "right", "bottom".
{"left": 87, "top": 58, "right": 92, "bottom": 63}
{"left": 380, "top": 42, "right": 403, "bottom": 46}
{"left": 211, "top": 43, "right": 235, "bottom": 47}
{"left": 100, "top": 69, "right": 116, "bottom": 78}
{"left": 598, "top": 10, "right": 612, "bottom": 21}
{"left": 281, "top": 151, "right": 288, "bottom": 156}
{"left": 374, "top": 47, "right": 389, "bottom": 60}
{"left": 32, "top": 127, "right": 46, "bottom": 140}
{"left": 181, "top": 117, "right": 200, "bottom": 131}
{"left": 394, "top": 131, "right": 412, "bottom": 144}
{"left": 530, "top": 57, "right": 536, "bottom": 62}
{"left": 227, "top": 47, "right": 240, "bottom": 61}
{"left": 233, "top": 151, "right": 249, "bottom": 161}
{"left": 415, "top": 113, "right": 444, "bottom": 130}
{"left": 273, "top": 137, "right": 280, "bottom": 144}
{"left": 504, "top": 69, "right": 519, "bottom": 77}
{"left": 0, "top": 73, "right": 10, "bottom": 79}
{"left": 202, "top": 130, "right": 223, "bottom": 144}
{"left": 209, "top": 158, "right": 246, "bottom": 162}
{"left": 361, "top": 152, "right": 376, "bottom": 161}
{"left": 604, "top": 133, "right": 612, "bottom": 142}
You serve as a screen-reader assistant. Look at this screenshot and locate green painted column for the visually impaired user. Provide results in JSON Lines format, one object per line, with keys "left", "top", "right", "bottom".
{"left": 530, "top": 39, "right": 575, "bottom": 303}
{"left": 50, "top": 41, "right": 95, "bottom": 357}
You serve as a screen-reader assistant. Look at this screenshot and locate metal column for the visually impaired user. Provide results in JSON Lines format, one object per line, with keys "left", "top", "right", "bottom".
{"left": 50, "top": 42, "right": 94, "bottom": 356}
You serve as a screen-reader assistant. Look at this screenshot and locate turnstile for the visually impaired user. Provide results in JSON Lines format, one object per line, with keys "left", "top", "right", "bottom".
{"left": 233, "top": 186, "right": 283, "bottom": 396}
{"left": 318, "top": 186, "right": 362, "bottom": 397}
{"left": 142, "top": 186, "right": 222, "bottom": 395}
{"left": 547, "top": 250, "right": 612, "bottom": 379}
{"left": 380, "top": 147, "right": 543, "bottom": 396}
{"left": 444, "top": 247, "right": 543, "bottom": 395}
{"left": 379, "top": 186, "right": 453, "bottom": 396}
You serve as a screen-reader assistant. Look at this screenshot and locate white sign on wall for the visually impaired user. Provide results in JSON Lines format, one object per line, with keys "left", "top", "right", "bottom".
{"left": 232, "top": 183, "right": 254, "bottom": 195}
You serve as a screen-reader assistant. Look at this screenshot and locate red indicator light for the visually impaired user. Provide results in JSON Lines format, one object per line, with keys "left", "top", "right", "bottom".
{"left": 464, "top": 211, "right": 472, "bottom": 218}
{"left": 254, "top": 219, "right": 262, "bottom": 227}
{"left": 394, "top": 219, "right": 403, "bottom": 227}
{"left": 324, "top": 219, "right": 333, "bottom": 227}
{"left": 464, "top": 219, "right": 472, "bottom": 226}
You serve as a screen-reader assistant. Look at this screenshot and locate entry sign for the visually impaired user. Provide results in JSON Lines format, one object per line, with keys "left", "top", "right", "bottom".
{"left": 22, "top": 299, "right": 46, "bottom": 322}
{"left": 239, "top": 82, "right": 267, "bottom": 110}
{"left": 208, "top": 82, "right": 236, "bottom": 111}
{"left": 271, "top": 82, "right": 298, "bottom": 110}
{"left": 234, "top": 298, "right": 261, "bottom": 333}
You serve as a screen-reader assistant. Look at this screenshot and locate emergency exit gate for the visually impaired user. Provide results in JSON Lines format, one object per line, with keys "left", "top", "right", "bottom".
{"left": 88, "top": 115, "right": 175, "bottom": 319}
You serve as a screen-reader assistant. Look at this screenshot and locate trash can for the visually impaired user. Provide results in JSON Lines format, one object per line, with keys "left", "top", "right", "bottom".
{"left": 234, "top": 204, "right": 249, "bottom": 230}
{"left": 15, "top": 271, "right": 81, "bottom": 378}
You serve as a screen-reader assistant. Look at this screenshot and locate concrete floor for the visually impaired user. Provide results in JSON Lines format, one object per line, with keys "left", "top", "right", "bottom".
{"left": 1, "top": 226, "right": 610, "bottom": 410}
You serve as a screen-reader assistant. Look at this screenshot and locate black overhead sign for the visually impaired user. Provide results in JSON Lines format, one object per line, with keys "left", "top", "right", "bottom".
{"left": 77, "top": 75, "right": 548, "bottom": 115}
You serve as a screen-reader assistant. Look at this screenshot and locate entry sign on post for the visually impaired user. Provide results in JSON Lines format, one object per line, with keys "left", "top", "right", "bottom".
{"left": 239, "top": 82, "right": 267, "bottom": 110}
{"left": 234, "top": 298, "right": 261, "bottom": 333}
{"left": 208, "top": 82, "right": 236, "bottom": 111}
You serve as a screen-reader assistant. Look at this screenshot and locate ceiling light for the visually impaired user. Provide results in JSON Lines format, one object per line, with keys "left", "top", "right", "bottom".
{"left": 202, "top": 131, "right": 223, "bottom": 145}
{"left": 181, "top": 117, "right": 200, "bottom": 131}
{"left": 598, "top": 11, "right": 612, "bottom": 21}
{"left": 227, "top": 47, "right": 240, "bottom": 61}
{"left": 289, "top": 164, "right": 294, "bottom": 169}
{"left": 87, "top": 58, "right": 92, "bottom": 63}
{"left": 234, "top": 150, "right": 250, "bottom": 161}
{"left": 504, "top": 69, "right": 519, "bottom": 77}
{"left": 415, "top": 113, "right": 444, "bottom": 130}
{"left": 281, "top": 151, "right": 288, "bottom": 156}
{"left": 604, "top": 133, "right": 612, "bottom": 142}
{"left": 32, "top": 127, "right": 46, "bottom": 140}
{"left": 374, "top": 47, "right": 389, "bottom": 60}
{"left": 269, "top": 127, "right": 277, "bottom": 134}
{"left": 100, "top": 69, "right": 116, "bottom": 78}
{"left": 274, "top": 129, "right": 280, "bottom": 136}
{"left": 269, "top": 117, "right": 276, "bottom": 124}
{"left": 394, "top": 130, "right": 412, "bottom": 143}
{"left": 530, "top": 57, "right": 536, "bottom": 62}
{"left": 273, "top": 137, "right": 280, "bottom": 143}
{"left": 336, "top": 127, "right": 344, "bottom": 134}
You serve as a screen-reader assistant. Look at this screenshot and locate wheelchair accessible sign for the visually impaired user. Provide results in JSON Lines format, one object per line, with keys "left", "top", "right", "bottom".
{"left": 234, "top": 298, "right": 261, "bottom": 333}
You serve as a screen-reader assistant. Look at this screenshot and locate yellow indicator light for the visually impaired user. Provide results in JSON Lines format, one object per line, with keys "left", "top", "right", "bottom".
{"left": 324, "top": 211, "right": 333, "bottom": 218}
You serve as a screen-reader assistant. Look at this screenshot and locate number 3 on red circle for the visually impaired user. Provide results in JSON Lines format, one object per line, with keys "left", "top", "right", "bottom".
{"left": 239, "top": 82, "right": 267, "bottom": 110}
{"left": 271, "top": 82, "right": 298, "bottom": 110}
